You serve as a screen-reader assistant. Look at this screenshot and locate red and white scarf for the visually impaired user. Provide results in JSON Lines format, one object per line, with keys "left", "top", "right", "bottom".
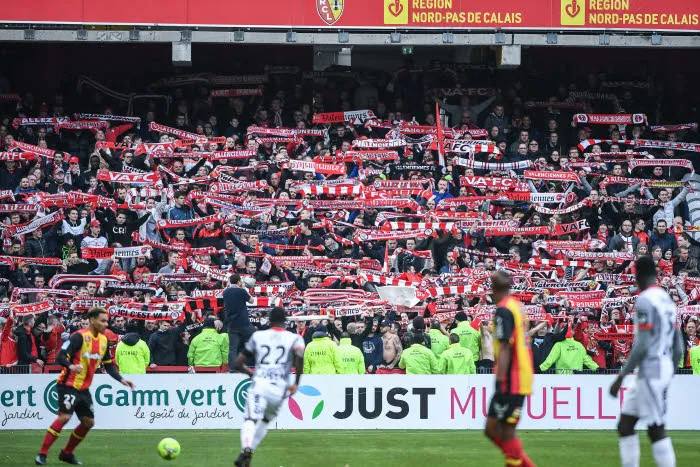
{"left": 0, "top": 152, "right": 35, "bottom": 161}
{"left": 82, "top": 246, "right": 152, "bottom": 259}
{"left": 283, "top": 159, "right": 347, "bottom": 175}
{"left": 3, "top": 210, "right": 64, "bottom": 238}
{"left": 650, "top": 123, "right": 697, "bottom": 133}
{"left": 149, "top": 122, "right": 207, "bottom": 143}
{"left": 12, "top": 117, "right": 69, "bottom": 129}
{"left": 313, "top": 109, "right": 375, "bottom": 124}
{"left": 55, "top": 121, "right": 108, "bottom": 131}
{"left": 97, "top": 170, "right": 159, "bottom": 185}
{"left": 210, "top": 88, "right": 263, "bottom": 98}
{"left": 74, "top": 113, "right": 141, "bottom": 123}
{"left": 634, "top": 139, "right": 700, "bottom": 153}
{"left": 574, "top": 114, "right": 646, "bottom": 125}
{"left": 628, "top": 158, "right": 694, "bottom": 172}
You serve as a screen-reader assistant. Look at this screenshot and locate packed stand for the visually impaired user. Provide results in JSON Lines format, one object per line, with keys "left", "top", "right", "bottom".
{"left": 0, "top": 63, "right": 700, "bottom": 376}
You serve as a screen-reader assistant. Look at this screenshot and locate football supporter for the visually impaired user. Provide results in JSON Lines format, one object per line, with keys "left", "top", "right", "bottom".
{"left": 0, "top": 61, "right": 698, "bottom": 379}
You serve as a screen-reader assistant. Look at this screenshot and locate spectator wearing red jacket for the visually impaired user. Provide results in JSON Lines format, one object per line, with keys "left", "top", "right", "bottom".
{"left": 14, "top": 313, "right": 42, "bottom": 373}
{"left": 0, "top": 312, "right": 18, "bottom": 369}
{"left": 40, "top": 315, "right": 65, "bottom": 364}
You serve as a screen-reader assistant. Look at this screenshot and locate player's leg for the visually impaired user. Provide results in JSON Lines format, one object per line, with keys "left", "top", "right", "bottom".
{"left": 618, "top": 379, "right": 641, "bottom": 467}
{"left": 37, "top": 386, "right": 76, "bottom": 465}
{"left": 617, "top": 414, "right": 640, "bottom": 467}
{"left": 648, "top": 424, "right": 675, "bottom": 467}
{"left": 36, "top": 412, "right": 72, "bottom": 464}
{"left": 59, "top": 391, "right": 95, "bottom": 465}
{"left": 486, "top": 395, "right": 534, "bottom": 467}
{"left": 237, "top": 386, "right": 268, "bottom": 466}
{"left": 251, "top": 393, "right": 283, "bottom": 451}
{"left": 646, "top": 378, "right": 675, "bottom": 467}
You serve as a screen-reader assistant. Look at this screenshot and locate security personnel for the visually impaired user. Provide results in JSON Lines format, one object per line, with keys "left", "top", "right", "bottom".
{"left": 115, "top": 324, "right": 150, "bottom": 374}
{"left": 439, "top": 334, "right": 476, "bottom": 374}
{"left": 428, "top": 320, "right": 449, "bottom": 357}
{"left": 336, "top": 332, "right": 366, "bottom": 374}
{"left": 452, "top": 311, "right": 481, "bottom": 360}
{"left": 303, "top": 325, "right": 342, "bottom": 374}
{"left": 398, "top": 334, "right": 439, "bottom": 374}
{"left": 187, "top": 318, "right": 229, "bottom": 367}
{"left": 539, "top": 327, "right": 599, "bottom": 374}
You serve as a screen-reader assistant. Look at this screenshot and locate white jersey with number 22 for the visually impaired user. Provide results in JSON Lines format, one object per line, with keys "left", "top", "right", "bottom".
{"left": 245, "top": 328, "right": 305, "bottom": 385}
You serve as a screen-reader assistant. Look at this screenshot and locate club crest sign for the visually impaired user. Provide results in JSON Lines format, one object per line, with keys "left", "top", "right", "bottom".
{"left": 317, "top": 0, "right": 344, "bottom": 25}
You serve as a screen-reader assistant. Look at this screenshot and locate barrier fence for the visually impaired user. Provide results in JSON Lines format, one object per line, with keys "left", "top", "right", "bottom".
{"left": 2, "top": 374, "right": 699, "bottom": 430}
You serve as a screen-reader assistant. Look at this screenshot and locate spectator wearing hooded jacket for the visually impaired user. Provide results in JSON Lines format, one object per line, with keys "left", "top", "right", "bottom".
{"left": 116, "top": 324, "right": 150, "bottom": 374}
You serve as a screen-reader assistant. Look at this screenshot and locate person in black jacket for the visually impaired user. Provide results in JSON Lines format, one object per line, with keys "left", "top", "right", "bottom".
{"left": 327, "top": 315, "right": 372, "bottom": 350}
{"left": 15, "top": 313, "right": 43, "bottom": 370}
{"left": 94, "top": 209, "right": 150, "bottom": 246}
{"left": 64, "top": 252, "right": 98, "bottom": 275}
{"left": 148, "top": 313, "right": 193, "bottom": 367}
{"left": 529, "top": 319, "right": 568, "bottom": 373}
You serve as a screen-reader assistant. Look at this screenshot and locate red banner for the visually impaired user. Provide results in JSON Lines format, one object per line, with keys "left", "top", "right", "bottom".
{"left": 4, "top": 0, "right": 698, "bottom": 31}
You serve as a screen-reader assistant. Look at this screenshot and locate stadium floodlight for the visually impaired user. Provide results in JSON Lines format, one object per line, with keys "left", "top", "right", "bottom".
{"left": 599, "top": 34, "right": 610, "bottom": 46}
{"left": 234, "top": 30, "right": 245, "bottom": 42}
{"left": 77, "top": 29, "right": 88, "bottom": 41}
{"left": 129, "top": 30, "right": 140, "bottom": 41}
{"left": 390, "top": 32, "right": 401, "bottom": 43}
{"left": 286, "top": 31, "right": 297, "bottom": 43}
{"left": 494, "top": 32, "right": 506, "bottom": 44}
{"left": 546, "top": 33, "right": 557, "bottom": 44}
{"left": 338, "top": 31, "right": 349, "bottom": 43}
{"left": 24, "top": 29, "right": 35, "bottom": 41}
{"left": 651, "top": 33, "right": 662, "bottom": 45}
{"left": 442, "top": 32, "right": 454, "bottom": 44}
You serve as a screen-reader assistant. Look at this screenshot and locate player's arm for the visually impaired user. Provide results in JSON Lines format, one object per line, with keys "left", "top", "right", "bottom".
{"left": 290, "top": 339, "right": 305, "bottom": 395}
{"left": 235, "top": 350, "right": 255, "bottom": 378}
{"left": 610, "top": 298, "right": 653, "bottom": 397}
{"left": 56, "top": 332, "right": 85, "bottom": 373}
{"left": 672, "top": 327, "right": 684, "bottom": 368}
{"left": 236, "top": 333, "right": 256, "bottom": 377}
{"left": 103, "top": 341, "right": 135, "bottom": 389}
{"left": 494, "top": 306, "right": 514, "bottom": 390}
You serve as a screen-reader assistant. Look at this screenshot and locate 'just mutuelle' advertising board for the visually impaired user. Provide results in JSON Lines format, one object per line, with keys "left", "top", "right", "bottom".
{"left": 1, "top": 374, "right": 698, "bottom": 430}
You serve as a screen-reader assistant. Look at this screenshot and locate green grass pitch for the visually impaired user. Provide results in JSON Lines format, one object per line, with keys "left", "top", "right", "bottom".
{"left": 3, "top": 430, "right": 697, "bottom": 466}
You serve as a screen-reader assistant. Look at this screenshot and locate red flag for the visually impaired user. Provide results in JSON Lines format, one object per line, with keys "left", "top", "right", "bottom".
{"left": 435, "top": 103, "right": 445, "bottom": 167}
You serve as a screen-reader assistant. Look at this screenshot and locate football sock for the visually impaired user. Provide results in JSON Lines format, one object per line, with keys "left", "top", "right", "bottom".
{"left": 502, "top": 437, "right": 524, "bottom": 466}
{"left": 490, "top": 434, "right": 505, "bottom": 450}
{"left": 619, "top": 434, "right": 640, "bottom": 467}
{"left": 251, "top": 421, "right": 269, "bottom": 451}
{"left": 63, "top": 423, "right": 90, "bottom": 454}
{"left": 651, "top": 437, "right": 676, "bottom": 467}
{"left": 240, "top": 420, "right": 256, "bottom": 450}
{"left": 40, "top": 418, "right": 67, "bottom": 455}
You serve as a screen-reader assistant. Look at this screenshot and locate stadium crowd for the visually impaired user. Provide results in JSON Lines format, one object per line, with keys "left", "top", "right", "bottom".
{"left": 1, "top": 61, "right": 700, "bottom": 376}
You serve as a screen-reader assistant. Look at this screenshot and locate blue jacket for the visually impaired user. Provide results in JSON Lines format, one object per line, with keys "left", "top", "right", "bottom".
{"left": 649, "top": 232, "right": 678, "bottom": 255}
{"left": 167, "top": 205, "right": 194, "bottom": 236}
{"left": 361, "top": 334, "right": 384, "bottom": 368}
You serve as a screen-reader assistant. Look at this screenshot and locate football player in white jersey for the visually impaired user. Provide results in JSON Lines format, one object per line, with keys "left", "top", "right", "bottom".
{"left": 610, "top": 256, "right": 684, "bottom": 467}
{"left": 234, "top": 306, "right": 305, "bottom": 467}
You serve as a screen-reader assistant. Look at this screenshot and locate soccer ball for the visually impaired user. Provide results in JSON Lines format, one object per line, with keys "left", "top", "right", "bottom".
{"left": 157, "top": 438, "right": 181, "bottom": 460}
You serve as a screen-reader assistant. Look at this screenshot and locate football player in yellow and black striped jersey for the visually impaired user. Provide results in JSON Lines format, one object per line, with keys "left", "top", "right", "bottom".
{"left": 35, "top": 307, "right": 135, "bottom": 466}
{"left": 484, "top": 271, "right": 536, "bottom": 467}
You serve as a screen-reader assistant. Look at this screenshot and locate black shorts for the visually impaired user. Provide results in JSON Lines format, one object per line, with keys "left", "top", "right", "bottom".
{"left": 57, "top": 385, "right": 94, "bottom": 418}
{"left": 487, "top": 393, "right": 525, "bottom": 425}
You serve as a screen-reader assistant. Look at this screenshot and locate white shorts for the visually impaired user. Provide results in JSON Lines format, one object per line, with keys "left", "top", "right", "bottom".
{"left": 621, "top": 364, "right": 673, "bottom": 426}
{"left": 244, "top": 379, "right": 287, "bottom": 422}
